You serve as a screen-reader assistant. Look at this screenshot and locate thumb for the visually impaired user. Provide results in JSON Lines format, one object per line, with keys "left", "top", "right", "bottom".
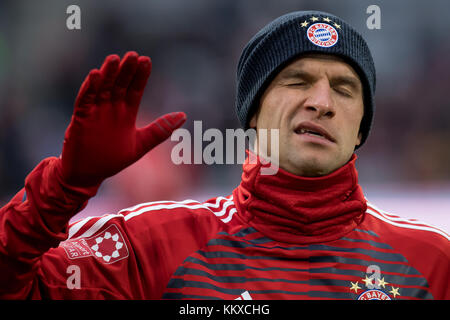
{"left": 135, "top": 111, "right": 187, "bottom": 156}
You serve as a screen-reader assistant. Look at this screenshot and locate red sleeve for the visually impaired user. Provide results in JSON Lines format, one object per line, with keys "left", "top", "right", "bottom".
{"left": 0, "top": 157, "right": 222, "bottom": 299}
{"left": 52, "top": 201, "right": 221, "bottom": 299}
{"left": 0, "top": 157, "right": 98, "bottom": 299}
{"left": 384, "top": 226, "right": 450, "bottom": 299}
{"left": 365, "top": 207, "right": 450, "bottom": 300}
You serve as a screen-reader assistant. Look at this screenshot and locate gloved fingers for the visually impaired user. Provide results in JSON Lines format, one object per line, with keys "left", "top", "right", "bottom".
{"left": 126, "top": 56, "right": 152, "bottom": 108}
{"left": 135, "top": 112, "right": 187, "bottom": 158}
{"left": 97, "top": 54, "right": 120, "bottom": 103}
{"left": 112, "top": 51, "right": 139, "bottom": 102}
{"left": 73, "top": 69, "right": 102, "bottom": 116}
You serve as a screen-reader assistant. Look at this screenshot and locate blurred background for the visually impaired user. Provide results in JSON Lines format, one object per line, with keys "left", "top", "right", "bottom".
{"left": 0, "top": 0, "right": 449, "bottom": 232}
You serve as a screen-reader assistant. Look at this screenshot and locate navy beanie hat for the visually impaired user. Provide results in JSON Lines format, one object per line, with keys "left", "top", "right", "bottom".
{"left": 235, "top": 11, "right": 376, "bottom": 148}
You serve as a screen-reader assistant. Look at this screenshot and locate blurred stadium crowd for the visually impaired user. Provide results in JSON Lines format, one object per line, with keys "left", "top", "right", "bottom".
{"left": 0, "top": 0, "right": 449, "bottom": 228}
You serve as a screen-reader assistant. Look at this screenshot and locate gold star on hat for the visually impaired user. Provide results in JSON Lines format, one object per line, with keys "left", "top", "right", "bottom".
{"left": 334, "top": 22, "right": 341, "bottom": 29}
{"left": 323, "top": 17, "right": 331, "bottom": 22}
{"left": 310, "top": 16, "right": 319, "bottom": 22}
{"left": 300, "top": 20, "right": 309, "bottom": 28}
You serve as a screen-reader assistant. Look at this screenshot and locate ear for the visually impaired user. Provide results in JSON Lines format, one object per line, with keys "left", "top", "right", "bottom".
{"left": 249, "top": 112, "right": 258, "bottom": 129}
{"left": 355, "top": 132, "right": 362, "bottom": 147}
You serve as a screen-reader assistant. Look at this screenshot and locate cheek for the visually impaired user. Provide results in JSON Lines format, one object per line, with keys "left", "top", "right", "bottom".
{"left": 258, "top": 89, "right": 297, "bottom": 129}
{"left": 257, "top": 101, "right": 278, "bottom": 129}
{"left": 341, "top": 104, "right": 364, "bottom": 143}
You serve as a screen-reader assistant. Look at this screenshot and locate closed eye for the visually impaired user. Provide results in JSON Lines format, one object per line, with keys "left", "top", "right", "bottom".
{"left": 333, "top": 86, "right": 353, "bottom": 97}
{"left": 330, "top": 76, "right": 361, "bottom": 98}
{"left": 286, "top": 82, "right": 307, "bottom": 87}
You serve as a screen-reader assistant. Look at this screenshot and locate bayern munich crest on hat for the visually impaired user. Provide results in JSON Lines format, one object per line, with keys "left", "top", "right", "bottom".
{"left": 306, "top": 22, "right": 339, "bottom": 48}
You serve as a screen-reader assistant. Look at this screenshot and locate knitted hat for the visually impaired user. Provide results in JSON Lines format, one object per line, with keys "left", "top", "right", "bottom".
{"left": 236, "top": 11, "right": 376, "bottom": 148}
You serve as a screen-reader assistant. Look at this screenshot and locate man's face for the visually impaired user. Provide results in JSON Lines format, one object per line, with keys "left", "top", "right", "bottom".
{"left": 250, "top": 54, "right": 364, "bottom": 177}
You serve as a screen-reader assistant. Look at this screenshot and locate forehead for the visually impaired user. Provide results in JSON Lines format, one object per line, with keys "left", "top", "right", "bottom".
{"left": 277, "top": 53, "right": 361, "bottom": 80}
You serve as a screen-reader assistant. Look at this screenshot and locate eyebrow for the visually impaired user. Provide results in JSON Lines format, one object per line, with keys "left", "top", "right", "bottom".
{"left": 278, "top": 69, "right": 313, "bottom": 82}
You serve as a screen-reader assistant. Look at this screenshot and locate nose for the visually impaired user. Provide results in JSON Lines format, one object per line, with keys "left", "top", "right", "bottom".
{"left": 303, "top": 80, "right": 335, "bottom": 118}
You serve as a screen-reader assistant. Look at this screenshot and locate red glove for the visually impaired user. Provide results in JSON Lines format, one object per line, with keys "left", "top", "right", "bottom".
{"left": 57, "top": 51, "right": 186, "bottom": 187}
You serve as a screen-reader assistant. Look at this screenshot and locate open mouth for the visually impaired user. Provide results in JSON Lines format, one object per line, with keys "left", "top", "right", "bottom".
{"left": 295, "top": 128, "right": 325, "bottom": 138}
{"left": 294, "top": 122, "right": 336, "bottom": 143}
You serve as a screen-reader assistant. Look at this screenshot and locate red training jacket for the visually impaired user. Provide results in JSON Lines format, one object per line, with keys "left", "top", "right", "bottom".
{"left": 0, "top": 156, "right": 449, "bottom": 299}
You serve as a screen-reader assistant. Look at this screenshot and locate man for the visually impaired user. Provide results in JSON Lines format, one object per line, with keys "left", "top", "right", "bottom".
{"left": 0, "top": 11, "right": 448, "bottom": 300}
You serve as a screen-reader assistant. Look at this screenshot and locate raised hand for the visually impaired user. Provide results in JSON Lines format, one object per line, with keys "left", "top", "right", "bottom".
{"left": 57, "top": 51, "right": 186, "bottom": 187}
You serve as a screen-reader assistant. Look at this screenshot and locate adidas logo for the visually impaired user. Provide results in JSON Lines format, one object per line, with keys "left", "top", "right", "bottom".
{"left": 234, "top": 290, "right": 253, "bottom": 300}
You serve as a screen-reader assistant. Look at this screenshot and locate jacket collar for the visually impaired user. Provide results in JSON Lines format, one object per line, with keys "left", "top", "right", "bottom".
{"left": 232, "top": 151, "right": 367, "bottom": 244}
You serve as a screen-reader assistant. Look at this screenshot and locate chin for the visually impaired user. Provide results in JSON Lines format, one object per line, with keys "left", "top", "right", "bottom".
{"left": 283, "top": 149, "right": 338, "bottom": 177}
